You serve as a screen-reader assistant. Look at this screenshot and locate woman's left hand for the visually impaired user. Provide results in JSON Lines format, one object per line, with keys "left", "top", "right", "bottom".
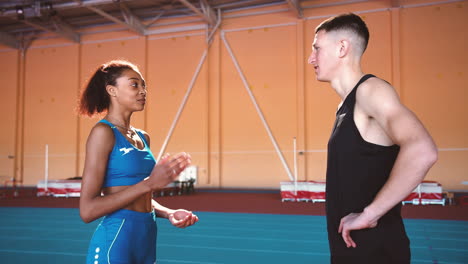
{"left": 168, "top": 209, "right": 199, "bottom": 228}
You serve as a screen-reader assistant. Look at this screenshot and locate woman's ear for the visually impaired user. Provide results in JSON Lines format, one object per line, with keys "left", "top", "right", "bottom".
{"left": 106, "top": 85, "right": 116, "bottom": 97}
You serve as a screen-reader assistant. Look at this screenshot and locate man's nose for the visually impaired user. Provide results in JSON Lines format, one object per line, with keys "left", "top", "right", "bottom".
{"left": 307, "top": 54, "right": 314, "bottom": 64}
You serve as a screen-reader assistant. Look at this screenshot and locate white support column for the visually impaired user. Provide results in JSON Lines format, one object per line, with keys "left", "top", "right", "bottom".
{"left": 293, "top": 137, "right": 298, "bottom": 195}
{"left": 44, "top": 144, "right": 49, "bottom": 193}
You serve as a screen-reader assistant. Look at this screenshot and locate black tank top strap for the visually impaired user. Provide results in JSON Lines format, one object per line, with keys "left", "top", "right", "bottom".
{"left": 356, "top": 74, "right": 375, "bottom": 87}
{"left": 342, "top": 74, "right": 376, "bottom": 112}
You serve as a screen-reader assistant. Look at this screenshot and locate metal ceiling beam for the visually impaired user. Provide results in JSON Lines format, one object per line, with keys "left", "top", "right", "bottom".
{"left": 200, "top": 0, "right": 217, "bottom": 26}
{"left": 118, "top": 2, "right": 146, "bottom": 35}
{"left": 391, "top": 0, "right": 401, "bottom": 7}
{"left": 0, "top": 31, "right": 19, "bottom": 49}
{"left": 75, "top": 0, "right": 147, "bottom": 35}
{"left": 1, "top": 2, "right": 80, "bottom": 44}
{"left": 178, "top": 0, "right": 216, "bottom": 26}
{"left": 20, "top": 19, "right": 51, "bottom": 34}
{"left": 207, "top": 8, "right": 221, "bottom": 45}
{"left": 1, "top": 0, "right": 135, "bottom": 16}
{"left": 285, "top": 0, "right": 302, "bottom": 18}
{"left": 50, "top": 16, "right": 81, "bottom": 42}
{"left": 86, "top": 5, "right": 146, "bottom": 35}
{"left": 18, "top": 18, "right": 80, "bottom": 43}
{"left": 144, "top": 11, "right": 165, "bottom": 28}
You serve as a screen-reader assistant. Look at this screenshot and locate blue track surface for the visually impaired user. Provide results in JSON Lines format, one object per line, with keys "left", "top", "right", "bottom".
{"left": 0, "top": 207, "right": 466, "bottom": 264}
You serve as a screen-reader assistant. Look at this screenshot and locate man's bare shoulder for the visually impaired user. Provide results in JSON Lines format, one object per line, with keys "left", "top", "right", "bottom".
{"left": 357, "top": 77, "right": 401, "bottom": 104}
{"left": 356, "top": 76, "right": 403, "bottom": 120}
{"left": 358, "top": 76, "right": 396, "bottom": 97}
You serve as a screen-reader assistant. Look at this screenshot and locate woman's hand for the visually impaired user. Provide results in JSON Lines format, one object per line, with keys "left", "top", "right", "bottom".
{"left": 168, "top": 209, "right": 199, "bottom": 228}
{"left": 145, "top": 152, "right": 191, "bottom": 190}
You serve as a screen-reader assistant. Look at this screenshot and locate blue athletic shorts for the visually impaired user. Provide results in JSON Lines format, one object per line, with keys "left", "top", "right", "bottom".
{"left": 86, "top": 209, "right": 158, "bottom": 264}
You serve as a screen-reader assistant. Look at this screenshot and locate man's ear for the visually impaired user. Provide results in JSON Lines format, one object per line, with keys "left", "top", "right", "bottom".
{"left": 338, "top": 39, "right": 350, "bottom": 58}
{"left": 106, "top": 85, "right": 116, "bottom": 97}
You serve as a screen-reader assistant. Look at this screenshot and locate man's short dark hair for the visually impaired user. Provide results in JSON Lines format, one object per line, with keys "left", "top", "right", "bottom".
{"left": 316, "top": 13, "right": 370, "bottom": 53}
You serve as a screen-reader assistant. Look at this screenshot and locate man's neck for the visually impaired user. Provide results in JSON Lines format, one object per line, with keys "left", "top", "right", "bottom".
{"left": 330, "top": 66, "right": 364, "bottom": 100}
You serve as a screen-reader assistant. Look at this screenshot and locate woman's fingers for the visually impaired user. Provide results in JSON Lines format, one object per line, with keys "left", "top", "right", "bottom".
{"left": 166, "top": 153, "right": 191, "bottom": 176}
{"left": 148, "top": 152, "right": 193, "bottom": 189}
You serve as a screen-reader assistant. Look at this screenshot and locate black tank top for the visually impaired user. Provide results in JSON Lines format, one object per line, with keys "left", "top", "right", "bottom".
{"left": 326, "top": 74, "right": 408, "bottom": 255}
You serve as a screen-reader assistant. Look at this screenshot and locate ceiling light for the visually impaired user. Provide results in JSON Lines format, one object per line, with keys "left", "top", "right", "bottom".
{"left": 16, "top": 6, "right": 25, "bottom": 20}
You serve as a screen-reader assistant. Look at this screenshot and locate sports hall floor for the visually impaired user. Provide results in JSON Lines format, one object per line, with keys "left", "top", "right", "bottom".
{"left": 0, "top": 189, "right": 467, "bottom": 264}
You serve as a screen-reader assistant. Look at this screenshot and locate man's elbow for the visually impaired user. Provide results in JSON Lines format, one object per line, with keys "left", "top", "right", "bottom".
{"left": 428, "top": 147, "right": 438, "bottom": 167}
{"left": 423, "top": 142, "right": 438, "bottom": 168}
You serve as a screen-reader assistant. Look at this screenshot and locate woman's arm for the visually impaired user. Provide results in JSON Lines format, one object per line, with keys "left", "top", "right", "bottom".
{"left": 79, "top": 124, "right": 153, "bottom": 223}
{"left": 79, "top": 125, "right": 191, "bottom": 223}
{"left": 142, "top": 130, "right": 199, "bottom": 228}
{"left": 152, "top": 199, "right": 199, "bottom": 228}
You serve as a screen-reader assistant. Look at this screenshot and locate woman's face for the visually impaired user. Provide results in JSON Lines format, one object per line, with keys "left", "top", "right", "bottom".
{"left": 109, "top": 69, "right": 147, "bottom": 112}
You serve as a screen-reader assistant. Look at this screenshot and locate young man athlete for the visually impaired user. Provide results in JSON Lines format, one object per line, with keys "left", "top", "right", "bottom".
{"left": 308, "top": 13, "right": 438, "bottom": 263}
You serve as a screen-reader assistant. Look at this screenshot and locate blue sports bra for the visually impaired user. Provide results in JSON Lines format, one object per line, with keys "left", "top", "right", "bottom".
{"left": 99, "top": 119, "right": 156, "bottom": 187}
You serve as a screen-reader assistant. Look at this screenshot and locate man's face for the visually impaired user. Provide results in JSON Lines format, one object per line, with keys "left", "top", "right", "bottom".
{"left": 308, "top": 30, "right": 339, "bottom": 82}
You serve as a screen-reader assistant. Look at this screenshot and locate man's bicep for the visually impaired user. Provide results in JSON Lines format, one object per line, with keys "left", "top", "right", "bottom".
{"left": 383, "top": 105, "right": 429, "bottom": 146}
{"left": 359, "top": 80, "right": 424, "bottom": 145}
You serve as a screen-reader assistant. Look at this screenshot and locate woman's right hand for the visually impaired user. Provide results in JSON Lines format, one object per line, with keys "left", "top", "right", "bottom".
{"left": 145, "top": 152, "right": 192, "bottom": 190}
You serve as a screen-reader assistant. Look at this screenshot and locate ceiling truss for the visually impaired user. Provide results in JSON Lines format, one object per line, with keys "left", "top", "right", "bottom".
{"left": 0, "top": 0, "right": 305, "bottom": 50}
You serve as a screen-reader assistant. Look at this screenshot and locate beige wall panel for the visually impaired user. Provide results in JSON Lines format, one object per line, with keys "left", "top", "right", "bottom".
{"left": 81, "top": 31, "right": 140, "bottom": 42}
{"left": 78, "top": 37, "right": 147, "bottom": 175}
{"left": 79, "top": 19, "right": 204, "bottom": 42}
{"left": 305, "top": 152, "right": 328, "bottom": 182}
{"left": 400, "top": 2, "right": 467, "bottom": 190}
{"left": 359, "top": 11, "right": 393, "bottom": 83}
{"left": 400, "top": 2, "right": 467, "bottom": 146}
{"left": 220, "top": 25, "right": 297, "bottom": 188}
{"left": 29, "top": 39, "right": 76, "bottom": 49}
{"left": 23, "top": 45, "right": 79, "bottom": 185}
{"left": 428, "top": 150, "right": 468, "bottom": 191}
{"left": 221, "top": 153, "right": 290, "bottom": 188}
{"left": 146, "top": 34, "right": 209, "bottom": 184}
{"left": 0, "top": 51, "right": 19, "bottom": 180}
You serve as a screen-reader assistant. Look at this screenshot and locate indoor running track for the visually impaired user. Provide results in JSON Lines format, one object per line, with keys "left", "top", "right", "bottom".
{"left": 0, "top": 207, "right": 466, "bottom": 264}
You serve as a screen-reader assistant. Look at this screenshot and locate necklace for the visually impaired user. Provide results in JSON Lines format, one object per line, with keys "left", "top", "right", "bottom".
{"left": 106, "top": 119, "right": 135, "bottom": 136}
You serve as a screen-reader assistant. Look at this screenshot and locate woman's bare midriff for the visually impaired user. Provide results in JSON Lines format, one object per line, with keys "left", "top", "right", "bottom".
{"left": 103, "top": 186, "right": 153, "bottom": 213}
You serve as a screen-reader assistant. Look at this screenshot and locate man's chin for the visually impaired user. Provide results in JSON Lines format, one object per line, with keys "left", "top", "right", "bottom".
{"left": 316, "top": 76, "right": 328, "bottom": 82}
